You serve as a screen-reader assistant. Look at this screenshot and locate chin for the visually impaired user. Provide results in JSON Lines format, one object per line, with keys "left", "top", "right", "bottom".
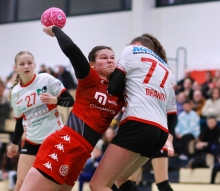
{"left": 107, "top": 68, "right": 115, "bottom": 74}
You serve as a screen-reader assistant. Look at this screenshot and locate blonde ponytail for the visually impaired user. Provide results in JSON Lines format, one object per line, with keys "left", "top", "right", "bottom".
{"left": 8, "top": 73, "right": 20, "bottom": 100}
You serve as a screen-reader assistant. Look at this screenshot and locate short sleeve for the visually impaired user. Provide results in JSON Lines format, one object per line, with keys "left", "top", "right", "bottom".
{"left": 166, "top": 85, "right": 177, "bottom": 114}
{"left": 47, "top": 74, "right": 66, "bottom": 97}
{"left": 11, "top": 90, "right": 23, "bottom": 119}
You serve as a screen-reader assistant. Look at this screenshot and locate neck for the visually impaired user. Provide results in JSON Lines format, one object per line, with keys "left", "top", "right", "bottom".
{"left": 21, "top": 74, "right": 36, "bottom": 85}
{"left": 99, "top": 74, "right": 109, "bottom": 81}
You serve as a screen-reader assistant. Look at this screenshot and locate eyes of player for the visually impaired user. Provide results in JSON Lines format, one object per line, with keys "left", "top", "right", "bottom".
{"left": 100, "top": 55, "right": 115, "bottom": 60}
{"left": 18, "top": 60, "right": 33, "bottom": 66}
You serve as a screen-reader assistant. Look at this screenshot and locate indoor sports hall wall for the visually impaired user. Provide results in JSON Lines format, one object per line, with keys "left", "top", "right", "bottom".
{"left": 0, "top": 0, "right": 220, "bottom": 82}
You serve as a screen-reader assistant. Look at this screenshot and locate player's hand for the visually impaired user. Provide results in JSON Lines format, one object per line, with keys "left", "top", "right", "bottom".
{"left": 7, "top": 143, "right": 19, "bottom": 158}
{"left": 195, "top": 141, "right": 207, "bottom": 150}
{"left": 164, "top": 134, "right": 175, "bottom": 157}
{"left": 165, "top": 141, "right": 174, "bottom": 157}
{"left": 43, "top": 26, "right": 55, "bottom": 37}
{"left": 40, "top": 93, "right": 57, "bottom": 105}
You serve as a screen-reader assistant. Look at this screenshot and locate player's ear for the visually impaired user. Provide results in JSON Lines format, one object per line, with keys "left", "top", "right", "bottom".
{"left": 90, "top": 61, "right": 95, "bottom": 69}
{"left": 14, "top": 65, "right": 18, "bottom": 73}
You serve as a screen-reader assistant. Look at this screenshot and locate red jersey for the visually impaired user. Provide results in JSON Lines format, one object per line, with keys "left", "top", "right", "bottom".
{"left": 72, "top": 68, "right": 124, "bottom": 134}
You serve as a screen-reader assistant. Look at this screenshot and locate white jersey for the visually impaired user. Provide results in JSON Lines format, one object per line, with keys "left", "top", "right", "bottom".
{"left": 11, "top": 73, "right": 65, "bottom": 144}
{"left": 117, "top": 45, "right": 177, "bottom": 132}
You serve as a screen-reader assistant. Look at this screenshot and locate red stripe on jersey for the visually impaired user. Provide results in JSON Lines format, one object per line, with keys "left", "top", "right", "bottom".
{"left": 20, "top": 74, "right": 36, "bottom": 87}
{"left": 116, "top": 67, "right": 126, "bottom": 75}
{"left": 14, "top": 114, "right": 24, "bottom": 120}
{"left": 58, "top": 88, "right": 67, "bottom": 97}
{"left": 120, "top": 116, "right": 168, "bottom": 133}
{"left": 47, "top": 104, "right": 57, "bottom": 111}
{"left": 161, "top": 147, "right": 168, "bottom": 152}
{"left": 167, "top": 111, "right": 177, "bottom": 115}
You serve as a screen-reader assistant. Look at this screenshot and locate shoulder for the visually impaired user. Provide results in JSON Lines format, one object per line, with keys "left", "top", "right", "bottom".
{"left": 120, "top": 45, "right": 134, "bottom": 57}
{"left": 11, "top": 83, "right": 20, "bottom": 95}
{"left": 38, "top": 73, "right": 52, "bottom": 78}
{"left": 38, "top": 73, "right": 57, "bottom": 81}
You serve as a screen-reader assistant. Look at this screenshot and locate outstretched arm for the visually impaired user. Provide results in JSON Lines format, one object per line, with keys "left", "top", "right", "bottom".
{"left": 43, "top": 26, "right": 90, "bottom": 79}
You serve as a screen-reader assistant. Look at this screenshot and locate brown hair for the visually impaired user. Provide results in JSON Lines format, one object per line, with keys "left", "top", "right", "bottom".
{"left": 130, "top": 36, "right": 155, "bottom": 52}
{"left": 8, "top": 51, "right": 34, "bottom": 100}
{"left": 88, "top": 46, "right": 113, "bottom": 62}
{"left": 141, "top": 33, "right": 167, "bottom": 62}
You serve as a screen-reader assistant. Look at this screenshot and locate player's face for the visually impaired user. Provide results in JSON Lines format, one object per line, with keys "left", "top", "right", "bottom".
{"left": 14, "top": 54, "right": 36, "bottom": 84}
{"left": 92, "top": 49, "right": 116, "bottom": 80}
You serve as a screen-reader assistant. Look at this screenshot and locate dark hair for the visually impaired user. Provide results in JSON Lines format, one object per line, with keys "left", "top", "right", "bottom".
{"left": 211, "top": 87, "right": 220, "bottom": 100}
{"left": 130, "top": 36, "right": 155, "bottom": 52}
{"left": 88, "top": 46, "right": 113, "bottom": 62}
{"left": 183, "top": 99, "right": 192, "bottom": 105}
{"left": 142, "top": 33, "right": 167, "bottom": 62}
{"left": 207, "top": 116, "right": 217, "bottom": 120}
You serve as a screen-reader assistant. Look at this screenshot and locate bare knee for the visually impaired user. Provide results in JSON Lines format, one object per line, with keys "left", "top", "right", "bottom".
{"left": 89, "top": 180, "right": 96, "bottom": 191}
{"left": 14, "top": 179, "right": 24, "bottom": 191}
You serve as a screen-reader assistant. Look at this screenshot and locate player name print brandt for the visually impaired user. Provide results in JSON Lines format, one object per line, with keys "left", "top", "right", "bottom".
{"left": 11, "top": 73, "right": 65, "bottom": 144}
{"left": 146, "top": 88, "right": 166, "bottom": 101}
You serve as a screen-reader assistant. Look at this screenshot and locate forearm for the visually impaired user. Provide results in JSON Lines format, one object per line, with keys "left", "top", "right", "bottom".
{"left": 167, "top": 133, "right": 173, "bottom": 142}
{"left": 167, "top": 113, "right": 177, "bottom": 136}
{"left": 11, "top": 118, "right": 24, "bottom": 145}
{"left": 57, "top": 90, "right": 74, "bottom": 107}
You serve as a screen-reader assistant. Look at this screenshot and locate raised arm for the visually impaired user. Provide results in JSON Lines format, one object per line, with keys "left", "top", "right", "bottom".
{"left": 43, "top": 26, "right": 90, "bottom": 79}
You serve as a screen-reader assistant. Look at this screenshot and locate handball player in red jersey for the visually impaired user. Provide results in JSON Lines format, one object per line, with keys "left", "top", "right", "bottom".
{"left": 19, "top": 26, "right": 124, "bottom": 191}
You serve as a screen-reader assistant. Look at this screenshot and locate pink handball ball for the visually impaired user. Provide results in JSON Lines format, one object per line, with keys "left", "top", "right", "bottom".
{"left": 41, "top": 7, "right": 66, "bottom": 28}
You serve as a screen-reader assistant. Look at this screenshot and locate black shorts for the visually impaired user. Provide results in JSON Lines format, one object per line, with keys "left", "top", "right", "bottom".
{"left": 20, "top": 141, "right": 41, "bottom": 155}
{"left": 152, "top": 150, "right": 168, "bottom": 158}
{"left": 111, "top": 120, "right": 168, "bottom": 158}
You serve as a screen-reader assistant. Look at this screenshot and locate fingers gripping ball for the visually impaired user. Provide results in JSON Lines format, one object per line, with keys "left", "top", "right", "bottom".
{"left": 41, "top": 7, "right": 66, "bottom": 28}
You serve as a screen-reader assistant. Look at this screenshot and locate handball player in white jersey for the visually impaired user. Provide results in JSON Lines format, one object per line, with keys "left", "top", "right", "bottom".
{"left": 7, "top": 51, "right": 74, "bottom": 191}
{"left": 90, "top": 35, "right": 177, "bottom": 191}
{"left": 127, "top": 33, "right": 177, "bottom": 191}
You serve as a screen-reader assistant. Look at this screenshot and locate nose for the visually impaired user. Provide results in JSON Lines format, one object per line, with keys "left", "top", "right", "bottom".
{"left": 107, "top": 58, "right": 113, "bottom": 63}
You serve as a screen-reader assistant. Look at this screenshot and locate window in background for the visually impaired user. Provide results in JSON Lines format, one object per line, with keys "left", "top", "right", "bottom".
{"left": 69, "top": 0, "right": 131, "bottom": 15}
{"left": 156, "top": 0, "right": 220, "bottom": 7}
{"left": 0, "top": 0, "right": 16, "bottom": 23}
{"left": 17, "top": 0, "right": 65, "bottom": 21}
{"left": 0, "top": 0, "right": 131, "bottom": 24}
